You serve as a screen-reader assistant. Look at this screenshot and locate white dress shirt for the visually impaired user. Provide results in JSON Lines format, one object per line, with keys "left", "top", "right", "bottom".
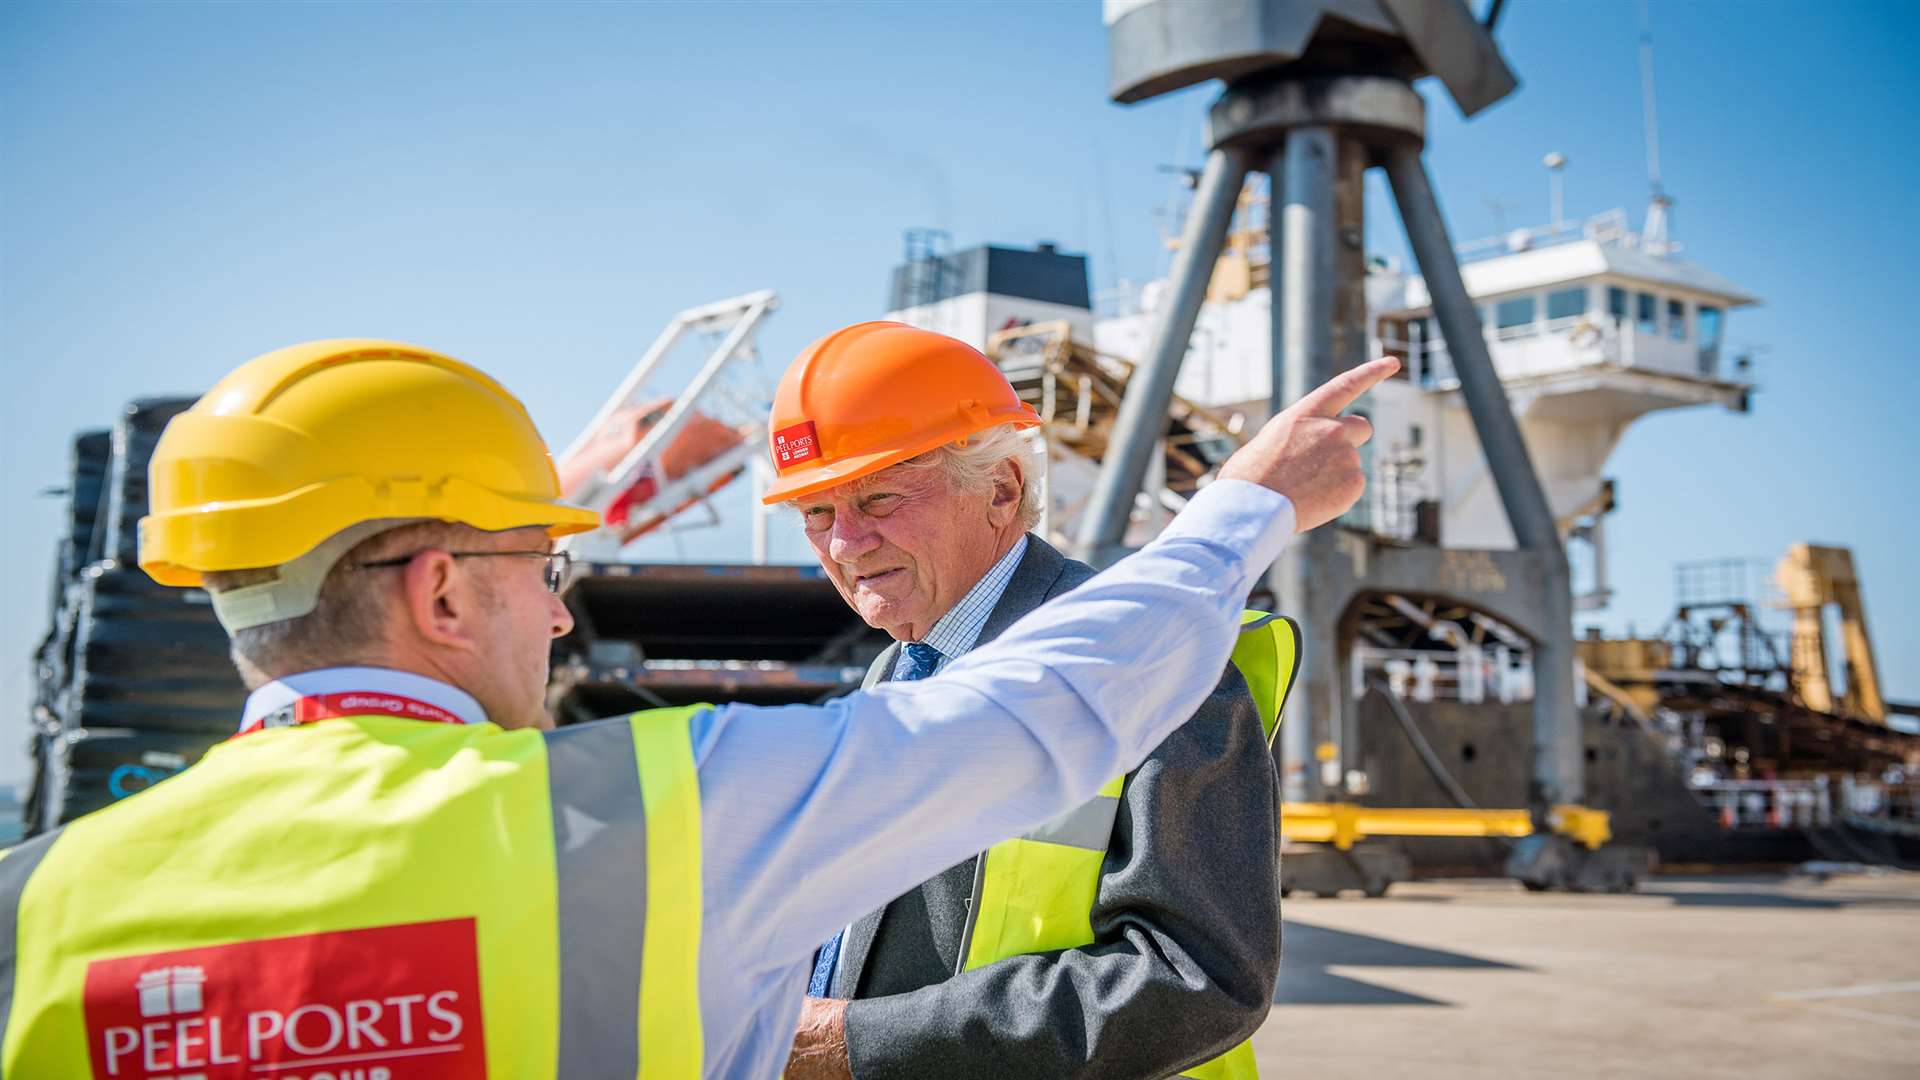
{"left": 691, "top": 479, "right": 1293, "bottom": 1076}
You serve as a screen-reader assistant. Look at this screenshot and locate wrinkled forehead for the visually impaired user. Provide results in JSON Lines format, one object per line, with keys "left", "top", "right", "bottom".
{"left": 796, "top": 454, "right": 943, "bottom": 506}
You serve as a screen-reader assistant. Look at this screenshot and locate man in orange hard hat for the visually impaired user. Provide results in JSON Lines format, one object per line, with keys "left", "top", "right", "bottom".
{"left": 0, "top": 337, "right": 1391, "bottom": 1078}
{"left": 771, "top": 322, "right": 1287, "bottom": 1079}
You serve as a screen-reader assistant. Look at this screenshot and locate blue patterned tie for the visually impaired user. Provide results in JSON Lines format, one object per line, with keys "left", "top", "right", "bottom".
{"left": 807, "top": 641, "right": 944, "bottom": 997}
{"left": 896, "top": 641, "right": 943, "bottom": 682}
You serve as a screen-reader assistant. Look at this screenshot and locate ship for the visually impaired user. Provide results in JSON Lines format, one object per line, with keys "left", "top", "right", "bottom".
{"left": 869, "top": 199, "right": 1918, "bottom": 874}
{"left": 18, "top": 0, "right": 1915, "bottom": 884}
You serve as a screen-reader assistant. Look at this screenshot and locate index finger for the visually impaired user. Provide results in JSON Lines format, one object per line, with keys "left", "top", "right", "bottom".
{"left": 1293, "top": 356, "right": 1400, "bottom": 418}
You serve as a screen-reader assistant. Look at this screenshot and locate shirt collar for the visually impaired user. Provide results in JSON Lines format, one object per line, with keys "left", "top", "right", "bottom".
{"left": 913, "top": 534, "right": 1029, "bottom": 663}
{"left": 239, "top": 666, "right": 489, "bottom": 733}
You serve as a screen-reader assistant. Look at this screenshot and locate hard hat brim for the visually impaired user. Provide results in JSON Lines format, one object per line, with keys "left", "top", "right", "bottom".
{"left": 759, "top": 410, "right": 1039, "bottom": 506}
{"left": 140, "top": 475, "right": 600, "bottom": 587}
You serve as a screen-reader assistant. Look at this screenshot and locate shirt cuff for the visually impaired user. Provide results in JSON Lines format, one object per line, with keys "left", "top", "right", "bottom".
{"left": 1159, "top": 478, "right": 1295, "bottom": 574}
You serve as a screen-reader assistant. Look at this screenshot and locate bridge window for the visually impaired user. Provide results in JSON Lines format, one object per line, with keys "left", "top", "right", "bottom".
{"left": 1495, "top": 295, "right": 1536, "bottom": 333}
{"left": 1546, "top": 287, "right": 1587, "bottom": 321}
{"left": 1636, "top": 292, "right": 1659, "bottom": 335}
{"left": 1667, "top": 298, "right": 1687, "bottom": 341}
{"left": 1608, "top": 286, "right": 1629, "bottom": 320}
{"left": 1697, "top": 305, "right": 1724, "bottom": 373}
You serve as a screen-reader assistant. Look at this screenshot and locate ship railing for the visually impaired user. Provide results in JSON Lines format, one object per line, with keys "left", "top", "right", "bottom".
{"left": 1453, "top": 209, "right": 1637, "bottom": 265}
{"left": 1373, "top": 332, "right": 1455, "bottom": 389}
{"left": 1836, "top": 777, "right": 1920, "bottom": 826}
{"left": 1351, "top": 643, "right": 1535, "bottom": 706}
{"left": 1689, "top": 778, "right": 1834, "bottom": 830}
{"left": 1376, "top": 310, "right": 1740, "bottom": 392}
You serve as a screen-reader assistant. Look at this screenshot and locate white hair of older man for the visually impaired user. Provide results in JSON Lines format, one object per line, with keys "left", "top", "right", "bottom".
{"left": 913, "top": 422, "right": 1044, "bottom": 530}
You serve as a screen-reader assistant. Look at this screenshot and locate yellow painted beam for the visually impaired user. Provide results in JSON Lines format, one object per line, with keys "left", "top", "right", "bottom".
{"left": 1281, "top": 803, "right": 1611, "bottom": 850}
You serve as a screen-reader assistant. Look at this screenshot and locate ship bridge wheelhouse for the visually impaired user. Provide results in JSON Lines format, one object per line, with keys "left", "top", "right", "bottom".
{"left": 1373, "top": 214, "right": 1759, "bottom": 426}
{"left": 1347, "top": 213, "right": 1765, "bottom": 608}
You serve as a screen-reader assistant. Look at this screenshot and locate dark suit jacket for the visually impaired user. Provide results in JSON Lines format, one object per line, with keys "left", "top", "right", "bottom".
{"left": 833, "top": 535, "right": 1282, "bottom": 1079}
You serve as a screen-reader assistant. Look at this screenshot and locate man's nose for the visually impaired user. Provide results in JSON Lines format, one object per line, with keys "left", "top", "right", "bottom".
{"left": 828, "top": 510, "right": 882, "bottom": 565}
{"left": 547, "top": 589, "right": 575, "bottom": 639}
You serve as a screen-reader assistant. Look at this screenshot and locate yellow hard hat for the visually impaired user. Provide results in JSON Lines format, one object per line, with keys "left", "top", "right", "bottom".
{"left": 139, "top": 339, "right": 600, "bottom": 586}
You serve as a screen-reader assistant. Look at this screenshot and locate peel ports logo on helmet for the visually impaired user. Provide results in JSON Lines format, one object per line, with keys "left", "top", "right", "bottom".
{"left": 83, "top": 918, "right": 487, "bottom": 1079}
{"left": 771, "top": 420, "right": 820, "bottom": 470}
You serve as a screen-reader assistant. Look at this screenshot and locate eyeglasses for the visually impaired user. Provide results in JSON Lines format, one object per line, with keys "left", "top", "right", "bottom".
{"left": 355, "top": 549, "right": 574, "bottom": 594}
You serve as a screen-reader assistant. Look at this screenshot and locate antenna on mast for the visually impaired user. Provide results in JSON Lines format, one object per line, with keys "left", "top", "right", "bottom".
{"left": 1638, "top": 0, "right": 1673, "bottom": 253}
{"left": 1543, "top": 152, "right": 1568, "bottom": 233}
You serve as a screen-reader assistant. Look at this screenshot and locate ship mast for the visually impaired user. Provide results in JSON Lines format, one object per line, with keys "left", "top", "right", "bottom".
{"left": 1639, "top": 0, "right": 1673, "bottom": 253}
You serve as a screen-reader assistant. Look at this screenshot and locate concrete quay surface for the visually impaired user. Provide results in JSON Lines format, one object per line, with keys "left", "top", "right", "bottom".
{"left": 1254, "top": 872, "right": 1920, "bottom": 1078}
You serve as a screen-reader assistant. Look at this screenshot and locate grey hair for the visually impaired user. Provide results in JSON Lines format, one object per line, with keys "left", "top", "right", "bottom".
{"left": 911, "top": 422, "right": 1043, "bottom": 530}
{"left": 202, "top": 519, "right": 489, "bottom": 680}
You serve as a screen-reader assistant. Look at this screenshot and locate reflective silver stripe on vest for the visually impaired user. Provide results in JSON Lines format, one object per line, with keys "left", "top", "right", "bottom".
{"left": 1022, "top": 792, "right": 1122, "bottom": 852}
{"left": 546, "top": 720, "right": 648, "bottom": 1078}
{"left": 0, "top": 830, "right": 61, "bottom": 1078}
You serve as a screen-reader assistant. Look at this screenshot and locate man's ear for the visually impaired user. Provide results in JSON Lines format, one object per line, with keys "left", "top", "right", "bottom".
{"left": 399, "top": 550, "right": 480, "bottom": 652}
{"left": 985, "top": 456, "right": 1025, "bottom": 528}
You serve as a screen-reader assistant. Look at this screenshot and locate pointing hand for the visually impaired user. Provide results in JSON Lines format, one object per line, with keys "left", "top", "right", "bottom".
{"left": 1217, "top": 357, "right": 1399, "bottom": 533}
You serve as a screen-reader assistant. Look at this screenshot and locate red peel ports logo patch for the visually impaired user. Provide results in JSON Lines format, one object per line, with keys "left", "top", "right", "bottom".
{"left": 84, "top": 918, "right": 487, "bottom": 1079}
{"left": 771, "top": 420, "right": 820, "bottom": 470}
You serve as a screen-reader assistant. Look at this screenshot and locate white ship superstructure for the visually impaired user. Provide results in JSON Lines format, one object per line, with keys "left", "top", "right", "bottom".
{"left": 891, "top": 202, "right": 1761, "bottom": 615}
{"left": 1361, "top": 211, "right": 1757, "bottom": 583}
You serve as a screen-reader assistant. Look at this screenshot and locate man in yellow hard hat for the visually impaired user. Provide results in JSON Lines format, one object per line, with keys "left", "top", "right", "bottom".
{"left": 0, "top": 337, "right": 1393, "bottom": 1078}
{"left": 771, "top": 322, "right": 1283, "bottom": 1080}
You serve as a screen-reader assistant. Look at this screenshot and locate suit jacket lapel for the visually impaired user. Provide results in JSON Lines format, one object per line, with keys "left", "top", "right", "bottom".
{"left": 861, "top": 641, "right": 900, "bottom": 691}
{"left": 973, "top": 534, "right": 1070, "bottom": 649}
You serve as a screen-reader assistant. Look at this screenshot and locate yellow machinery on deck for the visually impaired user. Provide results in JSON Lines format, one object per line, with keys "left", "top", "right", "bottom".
{"left": 1282, "top": 803, "right": 1611, "bottom": 851}
{"left": 1276, "top": 803, "right": 1621, "bottom": 897}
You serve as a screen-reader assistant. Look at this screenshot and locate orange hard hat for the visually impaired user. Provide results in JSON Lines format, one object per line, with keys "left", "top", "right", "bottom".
{"left": 760, "top": 321, "right": 1040, "bottom": 504}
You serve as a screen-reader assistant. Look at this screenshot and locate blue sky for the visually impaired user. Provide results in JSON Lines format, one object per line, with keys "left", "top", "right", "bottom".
{"left": 3, "top": 1, "right": 1916, "bottom": 783}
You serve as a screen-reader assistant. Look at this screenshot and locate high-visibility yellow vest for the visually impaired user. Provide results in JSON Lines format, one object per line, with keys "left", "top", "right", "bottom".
{"left": 0, "top": 706, "right": 707, "bottom": 1079}
{"left": 957, "top": 611, "right": 1299, "bottom": 1080}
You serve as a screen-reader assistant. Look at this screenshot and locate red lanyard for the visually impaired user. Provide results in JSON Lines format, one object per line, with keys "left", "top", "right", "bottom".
{"left": 234, "top": 691, "right": 467, "bottom": 738}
